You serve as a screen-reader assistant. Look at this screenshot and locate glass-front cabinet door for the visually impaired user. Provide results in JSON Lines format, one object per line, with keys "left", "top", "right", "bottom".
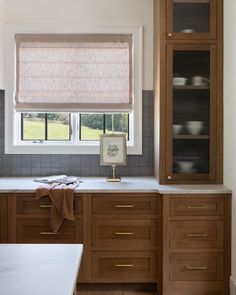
{"left": 167, "top": 0, "right": 217, "bottom": 39}
{"left": 165, "top": 44, "right": 217, "bottom": 182}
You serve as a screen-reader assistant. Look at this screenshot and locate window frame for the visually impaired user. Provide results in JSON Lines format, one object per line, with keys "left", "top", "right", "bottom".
{"left": 5, "top": 24, "right": 142, "bottom": 155}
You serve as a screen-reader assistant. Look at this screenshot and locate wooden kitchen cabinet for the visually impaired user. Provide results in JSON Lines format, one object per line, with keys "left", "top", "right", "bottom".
{"left": 4, "top": 191, "right": 231, "bottom": 294}
{"left": 8, "top": 193, "right": 83, "bottom": 243}
{"left": 0, "top": 196, "right": 8, "bottom": 242}
{"left": 90, "top": 193, "right": 160, "bottom": 284}
{"left": 162, "top": 194, "right": 231, "bottom": 295}
{"left": 155, "top": 0, "right": 223, "bottom": 184}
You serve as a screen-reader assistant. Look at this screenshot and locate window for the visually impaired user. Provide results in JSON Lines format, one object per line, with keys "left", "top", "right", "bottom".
{"left": 5, "top": 24, "right": 142, "bottom": 154}
{"left": 20, "top": 112, "right": 129, "bottom": 142}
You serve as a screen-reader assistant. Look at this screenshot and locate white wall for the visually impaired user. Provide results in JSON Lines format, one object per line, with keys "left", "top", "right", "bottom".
{"left": 1, "top": 0, "right": 153, "bottom": 90}
{"left": 224, "top": 0, "right": 236, "bottom": 285}
{"left": 0, "top": 0, "right": 5, "bottom": 88}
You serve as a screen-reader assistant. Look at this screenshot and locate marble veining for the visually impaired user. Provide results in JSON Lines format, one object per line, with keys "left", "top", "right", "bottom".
{"left": 0, "top": 244, "right": 83, "bottom": 295}
{"left": 0, "top": 177, "right": 231, "bottom": 194}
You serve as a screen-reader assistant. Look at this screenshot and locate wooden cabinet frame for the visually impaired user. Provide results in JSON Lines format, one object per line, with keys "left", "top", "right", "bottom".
{"left": 162, "top": 194, "right": 231, "bottom": 295}
{"left": 154, "top": 0, "right": 223, "bottom": 184}
{"left": 0, "top": 196, "right": 8, "bottom": 243}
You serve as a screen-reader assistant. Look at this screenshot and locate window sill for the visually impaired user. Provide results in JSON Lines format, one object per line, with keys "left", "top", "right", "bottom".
{"left": 5, "top": 143, "right": 142, "bottom": 155}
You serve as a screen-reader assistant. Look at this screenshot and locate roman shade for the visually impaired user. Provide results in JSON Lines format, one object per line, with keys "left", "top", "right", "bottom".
{"left": 15, "top": 34, "right": 133, "bottom": 112}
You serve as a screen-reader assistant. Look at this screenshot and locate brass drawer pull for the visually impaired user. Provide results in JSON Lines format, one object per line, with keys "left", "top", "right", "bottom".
{"left": 187, "top": 233, "right": 208, "bottom": 237}
{"left": 115, "top": 232, "right": 135, "bottom": 236}
{"left": 115, "top": 204, "right": 135, "bottom": 208}
{"left": 114, "top": 263, "right": 135, "bottom": 267}
{"left": 40, "top": 231, "right": 60, "bottom": 235}
{"left": 187, "top": 205, "right": 208, "bottom": 209}
{"left": 186, "top": 265, "right": 207, "bottom": 270}
{"left": 40, "top": 205, "right": 51, "bottom": 208}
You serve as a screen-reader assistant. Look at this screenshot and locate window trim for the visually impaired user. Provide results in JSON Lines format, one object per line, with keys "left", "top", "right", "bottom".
{"left": 5, "top": 24, "right": 142, "bottom": 155}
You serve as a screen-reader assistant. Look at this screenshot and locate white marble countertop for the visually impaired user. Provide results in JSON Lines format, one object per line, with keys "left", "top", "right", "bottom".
{"left": 0, "top": 177, "right": 231, "bottom": 194}
{"left": 0, "top": 244, "right": 83, "bottom": 295}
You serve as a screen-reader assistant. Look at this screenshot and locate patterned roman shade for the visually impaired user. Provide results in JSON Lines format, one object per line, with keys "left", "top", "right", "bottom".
{"left": 15, "top": 34, "right": 133, "bottom": 112}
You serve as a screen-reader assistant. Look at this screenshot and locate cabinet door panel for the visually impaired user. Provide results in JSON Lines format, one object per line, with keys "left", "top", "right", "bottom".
{"left": 166, "top": 44, "right": 217, "bottom": 183}
{"left": 170, "top": 253, "right": 224, "bottom": 281}
{"left": 92, "top": 194, "right": 157, "bottom": 215}
{"left": 16, "top": 194, "right": 82, "bottom": 216}
{"left": 92, "top": 251, "right": 157, "bottom": 282}
{"left": 92, "top": 219, "right": 157, "bottom": 248}
{"left": 170, "top": 196, "right": 225, "bottom": 216}
{"left": 16, "top": 219, "right": 82, "bottom": 243}
{"left": 166, "top": 0, "right": 217, "bottom": 39}
{"left": 170, "top": 220, "right": 224, "bottom": 248}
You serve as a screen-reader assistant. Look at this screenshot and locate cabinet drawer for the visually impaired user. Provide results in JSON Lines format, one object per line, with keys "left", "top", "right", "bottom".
{"left": 170, "top": 220, "right": 224, "bottom": 249}
{"left": 92, "top": 219, "right": 157, "bottom": 248}
{"left": 92, "top": 251, "right": 157, "bottom": 282}
{"left": 170, "top": 253, "right": 224, "bottom": 281}
{"left": 92, "top": 194, "right": 157, "bottom": 215}
{"left": 16, "top": 219, "right": 82, "bottom": 243}
{"left": 170, "top": 196, "right": 225, "bottom": 216}
{"left": 16, "top": 194, "right": 82, "bottom": 215}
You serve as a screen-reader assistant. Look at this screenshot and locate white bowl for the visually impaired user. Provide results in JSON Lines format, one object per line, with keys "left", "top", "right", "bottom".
{"left": 177, "top": 161, "right": 194, "bottom": 173}
{"left": 173, "top": 77, "right": 188, "bottom": 86}
{"left": 186, "top": 121, "right": 203, "bottom": 135}
{"left": 173, "top": 124, "right": 182, "bottom": 135}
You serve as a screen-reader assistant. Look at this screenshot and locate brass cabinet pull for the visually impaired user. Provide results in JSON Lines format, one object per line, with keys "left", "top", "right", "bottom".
{"left": 115, "top": 232, "right": 135, "bottom": 236}
{"left": 187, "top": 205, "right": 208, "bottom": 209}
{"left": 40, "top": 231, "right": 59, "bottom": 235}
{"left": 114, "top": 263, "right": 135, "bottom": 267}
{"left": 186, "top": 265, "right": 207, "bottom": 270}
{"left": 115, "top": 204, "right": 135, "bottom": 208}
{"left": 168, "top": 33, "right": 172, "bottom": 37}
{"left": 187, "top": 233, "right": 208, "bottom": 237}
{"left": 40, "top": 205, "right": 51, "bottom": 208}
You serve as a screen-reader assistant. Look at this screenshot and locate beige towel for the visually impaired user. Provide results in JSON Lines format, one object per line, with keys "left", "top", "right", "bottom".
{"left": 36, "top": 183, "right": 77, "bottom": 233}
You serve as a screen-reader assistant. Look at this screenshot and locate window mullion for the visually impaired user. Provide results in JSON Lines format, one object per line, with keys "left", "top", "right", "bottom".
{"left": 103, "top": 114, "right": 106, "bottom": 134}
{"left": 45, "top": 113, "right": 48, "bottom": 140}
{"left": 72, "top": 113, "right": 79, "bottom": 143}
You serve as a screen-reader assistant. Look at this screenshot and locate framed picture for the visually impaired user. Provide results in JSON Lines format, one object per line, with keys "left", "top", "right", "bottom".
{"left": 100, "top": 134, "right": 127, "bottom": 166}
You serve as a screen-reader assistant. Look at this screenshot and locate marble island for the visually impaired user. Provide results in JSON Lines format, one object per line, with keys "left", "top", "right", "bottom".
{"left": 0, "top": 244, "right": 83, "bottom": 295}
{"left": 0, "top": 176, "right": 231, "bottom": 194}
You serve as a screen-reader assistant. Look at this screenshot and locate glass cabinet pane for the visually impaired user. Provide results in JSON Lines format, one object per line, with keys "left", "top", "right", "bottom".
{"left": 172, "top": 50, "right": 210, "bottom": 174}
{"left": 173, "top": 0, "right": 210, "bottom": 33}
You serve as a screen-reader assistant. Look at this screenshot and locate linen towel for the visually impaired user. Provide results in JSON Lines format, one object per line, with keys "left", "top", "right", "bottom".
{"left": 36, "top": 183, "right": 77, "bottom": 233}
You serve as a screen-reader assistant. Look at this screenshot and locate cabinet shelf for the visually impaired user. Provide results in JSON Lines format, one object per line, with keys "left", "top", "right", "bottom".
{"left": 173, "top": 135, "right": 209, "bottom": 139}
{"left": 173, "top": 85, "right": 210, "bottom": 90}
{"left": 174, "top": 0, "right": 209, "bottom": 3}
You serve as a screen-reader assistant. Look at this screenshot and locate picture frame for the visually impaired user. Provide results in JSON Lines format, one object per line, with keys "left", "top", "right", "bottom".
{"left": 100, "top": 134, "right": 127, "bottom": 166}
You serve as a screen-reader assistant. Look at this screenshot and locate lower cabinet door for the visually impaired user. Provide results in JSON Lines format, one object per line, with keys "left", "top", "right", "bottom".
{"left": 15, "top": 219, "right": 82, "bottom": 243}
{"left": 92, "top": 251, "right": 157, "bottom": 282}
{"left": 170, "top": 253, "right": 224, "bottom": 281}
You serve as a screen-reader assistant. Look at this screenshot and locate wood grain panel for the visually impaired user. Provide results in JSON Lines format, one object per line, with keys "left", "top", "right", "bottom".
{"left": 92, "top": 251, "right": 157, "bottom": 283}
{"left": 170, "top": 220, "right": 224, "bottom": 248}
{"left": 170, "top": 253, "right": 224, "bottom": 281}
{"left": 16, "top": 194, "right": 82, "bottom": 216}
{"left": 92, "top": 194, "right": 157, "bottom": 216}
{"left": 16, "top": 219, "right": 82, "bottom": 243}
{"left": 170, "top": 196, "right": 224, "bottom": 216}
{"left": 92, "top": 219, "right": 157, "bottom": 248}
{"left": 0, "top": 196, "right": 8, "bottom": 242}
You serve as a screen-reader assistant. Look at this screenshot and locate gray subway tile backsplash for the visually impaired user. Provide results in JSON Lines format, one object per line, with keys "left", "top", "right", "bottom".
{"left": 0, "top": 90, "right": 154, "bottom": 176}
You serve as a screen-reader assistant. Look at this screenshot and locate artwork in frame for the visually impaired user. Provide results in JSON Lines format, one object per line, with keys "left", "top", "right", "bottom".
{"left": 100, "top": 134, "right": 127, "bottom": 182}
{"left": 100, "top": 134, "right": 127, "bottom": 166}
